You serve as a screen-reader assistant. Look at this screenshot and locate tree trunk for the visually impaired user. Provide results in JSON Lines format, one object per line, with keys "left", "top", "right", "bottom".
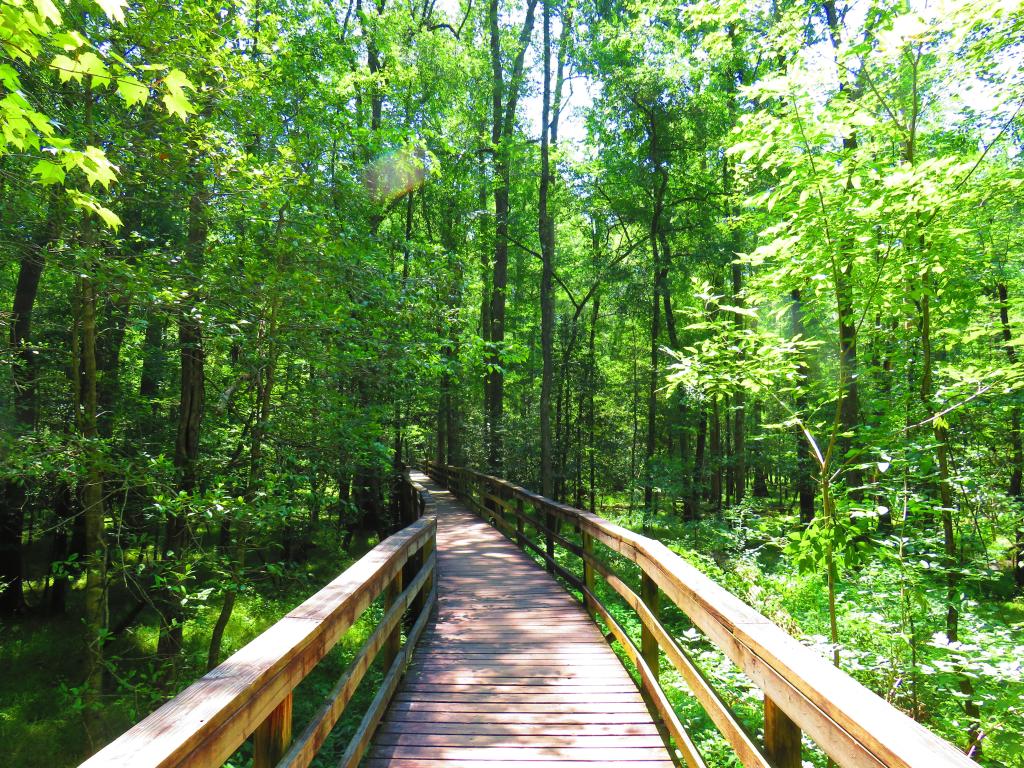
{"left": 996, "top": 283, "right": 1024, "bottom": 590}
{"left": 160, "top": 157, "right": 209, "bottom": 662}
{"left": 710, "top": 399, "right": 722, "bottom": 511}
{"left": 752, "top": 400, "right": 768, "bottom": 498}
{"left": 97, "top": 292, "right": 130, "bottom": 438}
{"left": 821, "top": 0, "right": 862, "bottom": 497}
{"left": 1, "top": 192, "right": 63, "bottom": 614}
{"left": 921, "top": 263, "right": 981, "bottom": 754}
{"left": 791, "top": 289, "right": 815, "bottom": 524}
{"left": 688, "top": 411, "right": 706, "bottom": 520}
{"left": 81, "top": 272, "right": 107, "bottom": 737}
{"left": 731, "top": 260, "right": 746, "bottom": 503}
{"left": 538, "top": 0, "right": 555, "bottom": 498}
{"left": 485, "top": 0, "right": 539, "bottom": 472}
{"left": 643, "top": 110, "right": 668, "bottom": 526}
{"left": 587, "top": 291, "right": 599, "bottom": 516}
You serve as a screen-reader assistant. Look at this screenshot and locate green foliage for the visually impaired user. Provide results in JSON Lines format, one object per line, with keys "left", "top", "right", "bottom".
{"left": 2, "top": 0, "right": 1023, "bottom": 764}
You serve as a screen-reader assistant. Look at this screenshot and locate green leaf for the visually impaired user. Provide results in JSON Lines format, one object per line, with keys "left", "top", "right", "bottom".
{"left": 66, "top": 189, "right": 123, "bottom": 231}
{"left": 51, "top": 54, "right": 78, "bottom": 83}
{"left": 32, "top": 159, "right": 66, "bottom": 185}
{"left": 161, "top": 69, "right": 196, "bottom": 120}
{"left": 0, "top": 64, "right": 20, "bottom": 90}
{"left": 34, "top": 0, "right": 62, "bottom": 24}
{"left": 116, "top": 76, "right": 149, "bottom": 107}
{"left": 93, "top": 0, "right": 128, "bottom": 22}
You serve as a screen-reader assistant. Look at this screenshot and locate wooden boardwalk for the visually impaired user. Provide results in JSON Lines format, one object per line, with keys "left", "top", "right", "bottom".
{"left": 365, "top": 472, "right": 674, "bottom": 767}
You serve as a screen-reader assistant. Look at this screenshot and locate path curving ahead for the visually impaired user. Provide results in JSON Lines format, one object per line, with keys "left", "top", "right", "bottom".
{"left": 365, "top": 472, "right": 674, "bottom": 767}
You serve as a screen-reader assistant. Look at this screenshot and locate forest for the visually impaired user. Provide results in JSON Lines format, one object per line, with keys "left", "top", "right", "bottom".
{"left": 1, "top": 0, "right": 1022, "bottom": 765}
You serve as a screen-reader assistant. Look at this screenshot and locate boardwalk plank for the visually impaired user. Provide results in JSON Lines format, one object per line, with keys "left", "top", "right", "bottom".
{"left": 367, "top": 473, "right": 674, "bottom": 767}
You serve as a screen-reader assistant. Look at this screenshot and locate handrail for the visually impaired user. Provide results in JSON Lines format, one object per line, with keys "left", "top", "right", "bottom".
{"left": 425, "top": 460, "right": 979, "bottom": 768}
{"left": 81, "top": 475, "right": 436, "bottom": 768}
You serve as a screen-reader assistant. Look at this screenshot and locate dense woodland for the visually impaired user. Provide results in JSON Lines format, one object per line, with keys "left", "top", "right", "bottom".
{"left": 1, "top": 0, "right": 1023, "bottom": 765}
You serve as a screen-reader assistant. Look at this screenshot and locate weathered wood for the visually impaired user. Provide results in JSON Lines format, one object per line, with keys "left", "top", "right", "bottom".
{"left": 411, "top": 532, "right": 434, "bottom": 621}
{"left": 80, "top": 506, "right": 435, "bottom": 768}
{"left": 369, "top": 474, "right": 675, "bottom": 767}
{"left": 582, "top": 531, "right": 597, "bottom": 621}
{"left": 383, "top": 569, "right": 404, "bottom": 670}
{"left": 252, "top": 693, "right": 292, "bottom": 768}
{"left": 427, "top": 463, "right": 981, "bottom": 768}
{"left": 641, "top": 573, "right": 660, "bottom": 680}
{"left": 279, "top": 551, "right": 436, "bottom": 768}
{"left": 338, "top": 584, "right": 437, "bottom": 768}
{"left": 583, "top": 584, "right": 705, "bottom": 768}
{"left": 545, "top": 506, "right": 556, "bottom": 574}
{"left": 764, "top": 696, "right": 802, "bottom": 768}
{"left": 515, "top": 498, "right": 525, "bottom": 547}
{"left": 600, "top": 566, "right": 771, "bottom": 768}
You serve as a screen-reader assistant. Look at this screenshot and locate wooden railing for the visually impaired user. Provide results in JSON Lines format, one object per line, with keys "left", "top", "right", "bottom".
{"left": 426, "top": 461, "right": 979, "bottom": 768}
{"left": 81, "top": 474, "right": 435, "bottom": 768}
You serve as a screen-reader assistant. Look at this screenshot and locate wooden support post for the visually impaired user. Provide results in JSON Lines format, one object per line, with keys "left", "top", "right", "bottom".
{"left": 640, "top": 573, "right": 660, "bottom": 680}
{"left": 383, "top": 570, "right": 403, "bottom": 670}
{"left": 423, "top": 534, "right": 435, "bottom": 605}
{"left": 516, "top": 499, "right": 525, "bottom": 548}
{"left": 545, "top": 507, "right": 556, "bottom": 575}
{"left": 253, "top": 693, "right": 293, "bottom": 768}
{"left": 411, "top": 533, "right": 435, "bottom": 621}
{"left": 582, "top": 531, "right": 596, "bottom": 621}
{"left": 764, "top": 696, "right": 801, "bottom": 768}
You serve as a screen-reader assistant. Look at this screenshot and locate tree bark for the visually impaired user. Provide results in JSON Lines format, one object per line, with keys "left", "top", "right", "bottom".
{"left": 996, "top": 283, "right": 1024, "bottom": 590}
{"left": 160, "top": 154, "right": 209, "bottom": 662}
{"left": 538, "top": 0, "right": 555, "bottom": 498}
{"left": 81, "top": 271, "right": 107, "bottom": 732}
{"left": 731, "top": 259, "right": 746, "bottom": 503}
{"left": 791, "top": 289, "right": 815, "bottom": 524}
{"left": 1, "top": 193, "right": 62, "bottom": 614}
{"left": 644, "top": 109, "right": 668, "bottom": 526}
{"left": 485, "top": 0, "right": 539, "bottom": 472}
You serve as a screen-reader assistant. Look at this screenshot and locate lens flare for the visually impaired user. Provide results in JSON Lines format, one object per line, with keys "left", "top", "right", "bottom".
{"left": 363, "top": 145, "right": 429, "bottom": 203}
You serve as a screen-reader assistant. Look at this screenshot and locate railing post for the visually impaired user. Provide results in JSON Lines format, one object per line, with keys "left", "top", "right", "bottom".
{"left": 544, "top": 504, "right": 555, "bottom": 575}
{"left": 582, "top": 530, "right": 596, "bottom": 621}
{"left": 411, "top": 530, "right": 435, "bottom": 621}
{"left": 640, "top": 573, "right": 660, "bottom": 680}
{"left": 515, "top": 498, "right": 525, "bottom": 548}
{"left": 764, "top": 697, "right": 801, "bottom": 768}
{"left": 253, "top": 693, "right": 293, "bottom": 768}
{"left": 383, "top": 570, "right": 403, "bottom": 670}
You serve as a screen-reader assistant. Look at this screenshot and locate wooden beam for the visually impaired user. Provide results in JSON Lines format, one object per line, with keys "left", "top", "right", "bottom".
{"left": 641, "top": 574, "right": 660, "bottom": 681}
{"left": 383, "top": 569, "right": 404, "bottom": 670}
{"left": 582, "top": 531, "right": 596, "bottom": 622}
{"left": 79, "top": 516, "right": 436, "bottom": 768}
{"left": 437, "top": 467, "right": 981, "bottom": 768}
{"left": 765, "top": 696, "right": 801, "bottom": 768}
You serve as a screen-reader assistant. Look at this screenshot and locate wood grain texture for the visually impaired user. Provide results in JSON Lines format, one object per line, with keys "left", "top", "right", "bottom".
{"left": 78, "top": 515, "right": 435, "bottom": 768}
{"left": 369, "top": 473, "right": 675, "bottom": 767}
{"left": 428, "top": 463, "right": 982, "bottom": 768}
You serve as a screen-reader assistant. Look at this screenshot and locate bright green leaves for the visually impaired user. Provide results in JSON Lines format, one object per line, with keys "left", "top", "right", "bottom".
{"left": 93, "top": 0, "right": 128, "bottom": 23}
{"left": 75, "top": 145, "right": 119, "bottom": 188}
{"left": 116, "top": 76, "right": 149, "bottom": 107}
{"left": 0, "top": 0, "right": 199, "bottom": 230}
{"left": 33, "top": 0, "right": 62, "bottom": 25}
{"left": 33, "top": 144, "right": 122, "bottom": 227}
{"left": 48, "top": 54, "right": 196, "bottom": 119}
{"left": 1, "top": 90, "right": 54, "bottom": 151}
{"left": 785, "top": 513, "right": 877, "bottom": 576}
{"left": 51, "top": 51, "right": 108, "bottom": 84}
{"left": 160, "top": 69, "right": 196, "bottom": 120}
{"left": 67, "top": 189, "right": 122, "bottom": 230}
{"left": 31, "top": 158, "right": 65, "bottom": 185}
